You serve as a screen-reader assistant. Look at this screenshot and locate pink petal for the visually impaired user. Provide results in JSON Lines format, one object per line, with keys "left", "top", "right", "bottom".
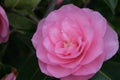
{"left": 61, "top": 74, "right": 94, "bottom": 80}
{"left": 38, "top": 60, "right": 52, "bottom": 76}
{"left": 36, "top": 44, "right": 49, "bottom": 63}
{"left": 43, "top": 37, "right": 54, "bottom": 53}
{"left": 81, "top": 37, "right": 103, "bottom": 65}
{"left": 42, "top": 11, "right": 63, "bottom": 38}
{"left": 82, "top": 8, "right": 107, "bottom": 37}
{"left": 59, "top": 4, "right": 94, "bottom": 46}
{"left": 32, "top": 19, "right": 50, "bottom": 63}
{"left": 47, "top": 53, "right": 73, "bottom": 64}
{"left": 61, "top": 18, "right": 82, "bottom": 41}
{"left": 73, "top": 54, "right": 104, "bottom": 76}
{"left": 104, "top": 25, "right": 119, "bottom": 60}
{"left": 60, "top": 56, "right": 83, "bottom": 69}
{"left": 47, "top": 65, "right": 73, "bottom": 78}
{"left": 48, "top": 53, "right": 83, "bottom": 69}
{"left": 32, "top": 19, "right": 45, "bottom": 48}
{"left": 49, "top": 27, "right": 61, "bottom": 44}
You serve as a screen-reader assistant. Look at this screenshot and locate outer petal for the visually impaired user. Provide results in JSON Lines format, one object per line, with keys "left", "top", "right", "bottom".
{"left": 104, "top": 25, "right": 119, "bottom": 60}
{"left": 47, "top": 65, "right": 73, "bottom": 78}
{"left": 32, "top": 19, "right": 45, "bottom": 48}
{"left": 42, "top": 11, "right": 63, "bottom": 39}
{"left": 32, "top": 19, "right": 49, "bottom": 63}
{"left": 36, "top": 44, "right": 49, "bottom": 63}
{"left": 73, "top": 54, "right": 105, "bottom": 76}
{"left": 82, "top": 8, "right": 107, "bottom": 37}
{"left": 61, "top": 74, "right": 94, "bottom": 80}
{"left": 38, "top": 60, "right": 52, "bottom": 76}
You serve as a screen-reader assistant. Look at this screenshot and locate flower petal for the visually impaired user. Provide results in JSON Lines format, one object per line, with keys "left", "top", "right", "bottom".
{"left": 36, "top": 45, "right": 49, "bottom": 63}
{"left": 61, "top": 74, "right": 94, "bottom": 80}
{"left": 32, "top": 19, "right": 45, "bottom": 48}
{"left": 47, "top": 65, "right": 73, "bottom": 78}
{"left": 73, "top": 54, "right": 104, "bottom": 76}
{"left": 81, "top": 37, "right": 103, "bottom": 65}
{"left": 38, "top": 60, "right": 52, "bottom": 76}
{"left": 82, "top": 8, "right": 107, "bottom": 37}
{"left": 104, "top": 25, "right": 119, "bottom": 60}
{"left": 43, "top": 37, "right": 54, "bottom": 53}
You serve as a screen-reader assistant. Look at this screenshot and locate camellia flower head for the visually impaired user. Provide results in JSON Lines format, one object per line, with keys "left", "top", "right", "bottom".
{"left": 32, "top": 4, "right": 119, "bottom": 80}
{"left": 0, "top": 6, "right": 9, "bottom": 43}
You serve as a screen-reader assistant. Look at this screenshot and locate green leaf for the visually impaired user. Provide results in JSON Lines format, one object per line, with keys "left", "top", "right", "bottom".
{"left": 101, "top": 61, "right": 120, "bottom": 80}
{"left": 0, "top": 43, "right": 8, "bottom": 61}
{"left": 16, "top": 52, "right": 59, "bottom": 80}
{"left": 16, "top": 0, "right": 41, "bottom": 10}
{"left": 91, "top": 61, "right": 120, "bottom": 80}
{"left": 111, "top": 18, "right": 120, "bottom": 36}
{"left": 104, "top": 0, "right": 118, "bottom": 14}
{"left": 7, "top": 12, "right": 36, "bottom": 30}
{"left": 5, "top": 0, "right": 41, "bottom": 10}
{"left": 90, "top": 71, "right": 111, "bottom": 80}
{"left": 16, "top": 53, "right": 41, "bottom": 80}
{"left": 4, "top": 0, "right": 20, "bottom": 8}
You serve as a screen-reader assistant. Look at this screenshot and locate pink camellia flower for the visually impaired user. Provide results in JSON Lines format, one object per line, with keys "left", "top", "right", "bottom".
{"left": 0, "top": 6, "right": 9, "bottom": 43}
{"left": 32, "top": 4, "right": 119, "bottom": 80}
